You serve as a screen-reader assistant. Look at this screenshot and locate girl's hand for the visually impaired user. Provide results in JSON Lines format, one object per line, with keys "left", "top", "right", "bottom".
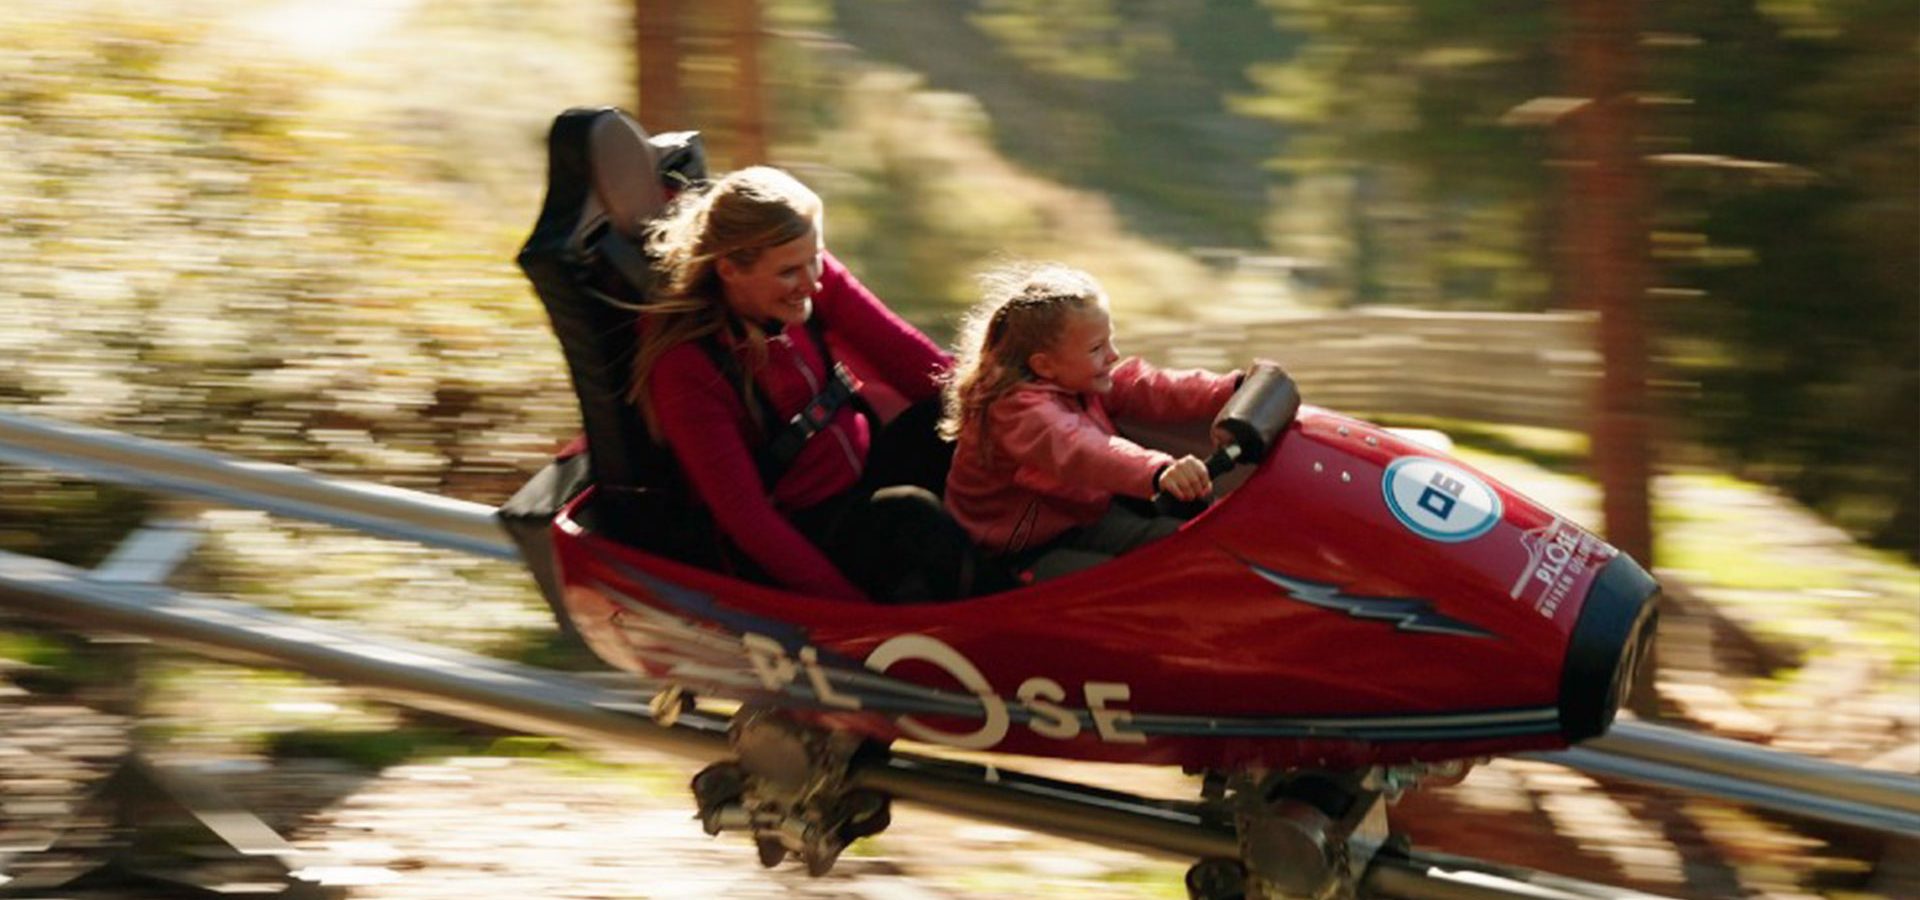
{"left": 1158, "top": 455, "right": 1213, "bottom": 502}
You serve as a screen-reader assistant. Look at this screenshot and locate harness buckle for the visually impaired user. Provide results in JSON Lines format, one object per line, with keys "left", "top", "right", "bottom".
{"left": 792, "top": 363, "right": 861, "bottom": 436}
{"left": 797, "top": 396, "right": 836, "bottom": 434}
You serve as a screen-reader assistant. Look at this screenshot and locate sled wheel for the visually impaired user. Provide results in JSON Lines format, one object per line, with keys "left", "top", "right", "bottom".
{"left": 837, "top": 789, "right": 892, "bottom": 841}
{"left": 755, "top": 836, "right": 786, "bottom": 868}
{"left": 690, "top": 762, "right": 745, "bottom": 809}
{"left": 1185, "top": 857, "right": 1247, "bottom": 900}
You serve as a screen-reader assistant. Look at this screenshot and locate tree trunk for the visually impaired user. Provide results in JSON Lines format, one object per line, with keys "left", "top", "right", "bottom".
{"left": 1565, "top": 0, "right": 1653, "bottom": 565}
{"left": 634, "top": 0, "right": 686, "bottom": 131}
{"left": 726, "top": 0, "right": 769, "bottom": 165}
{"left": 1564, "top": 0, "right": 1658, "bottom": 715}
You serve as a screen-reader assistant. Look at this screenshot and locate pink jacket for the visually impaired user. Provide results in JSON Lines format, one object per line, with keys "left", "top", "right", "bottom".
{"left": 945, "top": 357, "right": 1239, "bottom": 555}
{"left": 646, "top": 252, "right": 949, "bottom": 600}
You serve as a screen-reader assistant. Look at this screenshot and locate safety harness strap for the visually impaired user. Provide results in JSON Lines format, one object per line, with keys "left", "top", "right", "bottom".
{"left": 588, "top": 226, "right": 869, "bottom": 489}
{"left": 764, "top": 358, "right": 862, "bottom": 475}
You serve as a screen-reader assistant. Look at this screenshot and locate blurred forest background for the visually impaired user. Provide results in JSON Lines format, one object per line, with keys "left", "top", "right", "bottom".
{"left": 0, "top": 2, "right": 1915, "bottom": 896}
{"left": 1, "top": 0, "right": 1912, "bottom": 560}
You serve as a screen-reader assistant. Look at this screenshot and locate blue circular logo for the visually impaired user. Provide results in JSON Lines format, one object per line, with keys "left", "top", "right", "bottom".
{"left": 1381, "top": 457, "right": 1502, "bottom": 543}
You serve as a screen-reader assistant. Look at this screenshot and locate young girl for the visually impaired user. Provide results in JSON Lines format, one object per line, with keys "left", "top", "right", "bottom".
{"left": 940, "top": 263, "right": 1240, "bottom": 582}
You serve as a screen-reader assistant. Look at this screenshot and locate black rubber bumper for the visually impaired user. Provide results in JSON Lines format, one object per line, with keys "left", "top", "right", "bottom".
{"left": 1558, "top": 554, "right": 1660, "bottom": 742}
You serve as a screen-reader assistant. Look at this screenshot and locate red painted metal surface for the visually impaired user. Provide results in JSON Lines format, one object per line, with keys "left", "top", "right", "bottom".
{"left": 551, "top": 406, "right": 1624, "bottom": 771}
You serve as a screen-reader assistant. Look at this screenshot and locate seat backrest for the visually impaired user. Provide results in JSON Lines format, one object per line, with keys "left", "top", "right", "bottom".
{"left": 515, "top": 107, "right": 706, "bottom": 492}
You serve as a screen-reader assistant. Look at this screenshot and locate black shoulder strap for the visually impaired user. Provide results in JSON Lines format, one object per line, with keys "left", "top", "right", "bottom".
{"left": 697, "top": 317, "right": 867, "bottom": 490}
{"left": 694, "top": 331, "right": 781, "bottom": 486}
{"left": 803, "top": 314, "right": 877, "bottom": 421}
{"left": 763, "top": 360, "right": 862, "bottom": 474}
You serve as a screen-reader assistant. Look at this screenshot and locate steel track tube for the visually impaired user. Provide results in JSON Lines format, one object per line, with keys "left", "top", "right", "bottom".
{"left": 0, "top": 412, "right": 514, "bottom": 559}
{"left": 0, "top": 549, "right": 726, "bottom": 761}
{"left": 1590, "top": 720, "right": 1920, "bottom": 819}
{"left": 1365, "top": 849, "right": 1676, "bottom": 900}
{"left": 1544, "top": 745, "right": 1920, "bottom": 837}
{"left": 852, "top": 754, "right": 1237, "bottom": 861}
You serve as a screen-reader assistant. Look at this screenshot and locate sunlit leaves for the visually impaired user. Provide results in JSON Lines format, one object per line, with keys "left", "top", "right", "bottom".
{"left": 969, "top": 0, "right": 1168, "bottom": 82}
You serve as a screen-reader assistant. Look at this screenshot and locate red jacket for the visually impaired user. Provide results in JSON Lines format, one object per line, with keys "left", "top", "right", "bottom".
{"left": 944, "top": 358, "right": 1239, "bottom": 555}
{"left": 646, "top": 252, "right": 949, "bottom": 600}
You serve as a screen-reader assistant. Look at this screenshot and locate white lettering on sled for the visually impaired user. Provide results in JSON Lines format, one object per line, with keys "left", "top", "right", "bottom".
{"left": 801, "top": 646, "right": 861, "bottom": 710}
{"left": 865, "top": 634, "right": 1009, "bottom": 749}
{"left": 1015, "top": 677, "right": 1079, "bottom": 739}
{"left": 743, "top": 632, "right": 798, "bottom": 690}
{"left": 1510, "top": 517, "right": 1613, "bottom": 619}
{"left": 738, "top": 631, "right": 1143, "bottom": 750}
{"left": 1084, "top": 682, "right": 1147, "bottom": 744}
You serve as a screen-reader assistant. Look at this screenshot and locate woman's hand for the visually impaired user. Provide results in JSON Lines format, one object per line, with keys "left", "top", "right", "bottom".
{"left": 1157, "top": 455, "right": 1213, "bottom": 502}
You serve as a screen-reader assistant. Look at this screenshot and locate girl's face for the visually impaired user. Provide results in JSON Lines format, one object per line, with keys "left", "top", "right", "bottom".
{"left": 1029, "top": 305, "right": 1120, "bottom": 394}
{"left": 717, "top": 223, "right": 824, "bottom": 327}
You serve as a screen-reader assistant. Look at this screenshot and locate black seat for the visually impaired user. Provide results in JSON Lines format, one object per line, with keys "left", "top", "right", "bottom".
{"left": 517, "top": 106, "right": 704, "bottom": 497}
{"left": 497, "top": 107, "right": 710, "bottom": 630}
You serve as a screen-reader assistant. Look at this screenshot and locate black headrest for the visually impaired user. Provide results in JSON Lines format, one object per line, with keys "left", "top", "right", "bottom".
{"left": 516, "top": 108, "right": 707, "bottom": 492}
{"left": 592, "top": 117, "right": 706, "bottom": 240}
{"left": 587, "top": 112, "right": 665, "bottom": 239}
{"left": 523, "top": 107, "right": 706, "bottom": 261}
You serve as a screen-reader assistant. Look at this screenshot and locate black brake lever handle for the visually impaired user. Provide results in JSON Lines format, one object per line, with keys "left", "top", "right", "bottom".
{"left": 1205, "top": 443, "right": 1242, "bottom": 477}
{"left": 1152, "top": 443, "right": 1245, "bottom": 519}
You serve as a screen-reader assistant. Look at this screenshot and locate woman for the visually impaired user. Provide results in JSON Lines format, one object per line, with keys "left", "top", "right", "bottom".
{"left": 632, "top": 166, "right": 990, "bottom": 602}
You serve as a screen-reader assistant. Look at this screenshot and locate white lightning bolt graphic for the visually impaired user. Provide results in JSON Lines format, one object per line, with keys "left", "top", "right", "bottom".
{"left": 1245, "top": 561, "right": 1495, "bottom": 639}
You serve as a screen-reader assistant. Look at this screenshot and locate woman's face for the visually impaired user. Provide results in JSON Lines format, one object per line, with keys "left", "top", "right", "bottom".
{"left": 717, "top": 225, "right": 825, "bottom": 327}
{"left": 1029, "top": 305, "right": 1120, "bottom": 394}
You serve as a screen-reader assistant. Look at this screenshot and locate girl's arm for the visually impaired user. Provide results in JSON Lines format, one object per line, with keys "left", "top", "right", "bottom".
{"left": 649, "top": 343, "right": 867, "bottom": 601}
{"left": 1103, "top": 357, "right": 1240, "bottom": 422}
{"left": 811, "top": 251, "right": 951, "bottom": 402}
{"left": 991, "top": 391, "right": 1174, "bottom": 500}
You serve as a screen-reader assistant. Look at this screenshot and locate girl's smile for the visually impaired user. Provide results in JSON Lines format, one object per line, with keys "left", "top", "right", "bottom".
{"left": 1029, "top": 307, "right": 1119, "bottom": 394}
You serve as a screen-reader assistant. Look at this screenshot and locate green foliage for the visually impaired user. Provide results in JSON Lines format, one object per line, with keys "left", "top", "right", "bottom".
{"left": 0, "top": 0, "right": 629, "bottom": 677}
{"left": 1649, "top": 0, "right": 1919, "bottom": 554}
{"left": 266, "top": 726, "right": 476, "bottom": 770}
{"left": 1239, "top": 0, "right": 1555, "bottom": 307}
{"left": 0, "top": 474, "right": 152, "bottom": 568}
{"left": 0, "top": 631, "right": 78, "bottom": 671}
{"left": 506, "top": 630, "right": 608, "bottom": 672}
{"left": 1098, "top": 864, "right": 1193, "bottom": 898}
{"left": 0, "top": 2, "right": 612, "bottom": 508}
{"left": 1375, "top": 416, "right": 1589, "bottom": 475}
{"left": 782, "top": 66, "right": 1231, "bottom": 331}
{"left": 831, "top": 0, "right": 1295, "bottom": 248}
{"left": 971, "top": 0, "right": 1151, "bottom": 82}
{"left": 1239, "top": 0, "right": 1917, "bottom": 554}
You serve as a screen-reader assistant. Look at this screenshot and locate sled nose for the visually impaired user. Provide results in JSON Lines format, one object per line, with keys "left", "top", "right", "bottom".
{"left": 1557, "top": 554, "right": 1660, "bottom": 742}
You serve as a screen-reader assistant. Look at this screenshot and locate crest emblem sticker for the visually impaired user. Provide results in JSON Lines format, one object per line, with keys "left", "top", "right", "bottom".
{"left": 1382, "top": 457, "right": 1502, "bottom": 543}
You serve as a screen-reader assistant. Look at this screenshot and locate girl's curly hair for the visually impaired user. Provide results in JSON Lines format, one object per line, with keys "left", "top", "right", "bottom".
{"left": 939, "top": 262, "right": 1106, "bottom": 460}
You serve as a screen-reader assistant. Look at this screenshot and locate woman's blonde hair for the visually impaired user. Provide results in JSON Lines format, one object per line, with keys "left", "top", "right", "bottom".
{"left": 629, "top": 166, "right": 822, "bottom": 433}
{"left": 939, "top": 262, "right": 1106, "bottom": 459}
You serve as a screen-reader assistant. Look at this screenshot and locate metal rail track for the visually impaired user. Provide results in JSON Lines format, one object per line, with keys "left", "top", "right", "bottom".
{"left": 0, "top": 412, "right": 513, "bottom": 560}
{"left": 4, "top": 410, "right": 1917, "bottom": 842}
{"left": 0, "top": 547, "right": 1681, "bottom": 900}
